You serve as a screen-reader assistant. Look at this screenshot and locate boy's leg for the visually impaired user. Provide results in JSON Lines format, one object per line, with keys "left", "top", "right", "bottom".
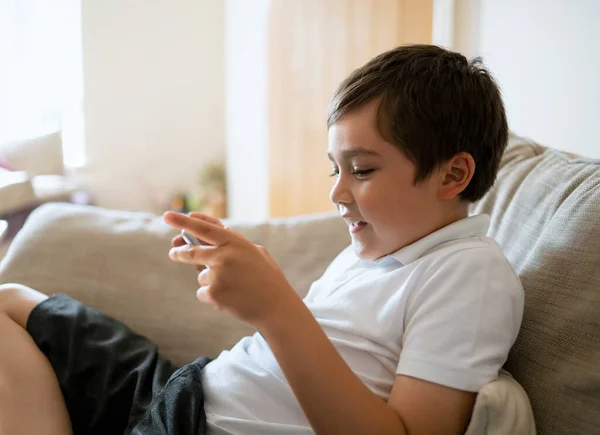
{"left": 0, "top": 284, "right": 72, "bottom": 435}
{"left": 3, "top": 283, "right": 181, "bottom": 435}
{"left": 0, "top": 283, "right": 203, "bottom": 435}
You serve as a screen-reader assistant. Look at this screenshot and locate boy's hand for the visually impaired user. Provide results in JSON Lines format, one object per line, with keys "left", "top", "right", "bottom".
{"left": 170, "top": 212, "right": 224, "bottom": 272}
{"left": 164, "top": 211, "right": 299, "bottom": 328}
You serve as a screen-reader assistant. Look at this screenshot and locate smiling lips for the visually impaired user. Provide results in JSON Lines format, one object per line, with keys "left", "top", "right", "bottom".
{"left": 345, "top": 219, "right": 367, "bottom": 233}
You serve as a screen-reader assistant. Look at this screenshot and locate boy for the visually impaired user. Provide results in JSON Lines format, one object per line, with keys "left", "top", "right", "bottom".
{"left": 0, "top": 45, "right": 523, "bottom": 435}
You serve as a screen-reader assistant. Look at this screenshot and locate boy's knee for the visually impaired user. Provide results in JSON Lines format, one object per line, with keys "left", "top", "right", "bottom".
{"left": 0, "top": 284, "right": 47, "bottom": 328}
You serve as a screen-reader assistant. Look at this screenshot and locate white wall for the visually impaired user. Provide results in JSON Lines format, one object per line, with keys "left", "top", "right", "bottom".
{"left": 225, "top": 0, "right": 270, "bottom": 221}
{"left": 79, "top": 0, "right": 225, "bottom": 213}
{"left": 452, "top": 0, "right": 600, "bottom": 158}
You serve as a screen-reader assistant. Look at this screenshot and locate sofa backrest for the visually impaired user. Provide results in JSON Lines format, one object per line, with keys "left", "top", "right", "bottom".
{"left": 470, "top": 134, "right": 600, "bottom": 435}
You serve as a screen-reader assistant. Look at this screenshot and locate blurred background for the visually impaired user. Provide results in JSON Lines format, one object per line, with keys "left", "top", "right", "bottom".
{"left": 0, "top": 0, "right": 598, "bottom": 223}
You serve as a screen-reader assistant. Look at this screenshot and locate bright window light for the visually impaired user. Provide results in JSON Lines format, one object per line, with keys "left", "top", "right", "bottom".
{"left": 0, "top": 0, "right": 85, "bottom": 168}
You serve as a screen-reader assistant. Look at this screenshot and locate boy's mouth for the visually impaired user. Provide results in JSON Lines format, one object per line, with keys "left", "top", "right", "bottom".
{"left": 341, "top": 214, "right": 368, "bottom": 233}
{"left": 347, "top": 220, "right": 367, "bottom": 234}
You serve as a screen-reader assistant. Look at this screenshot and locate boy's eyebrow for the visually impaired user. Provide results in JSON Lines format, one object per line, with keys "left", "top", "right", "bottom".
{"left": 327, "top": 148, "right": 381, "bottom": 161}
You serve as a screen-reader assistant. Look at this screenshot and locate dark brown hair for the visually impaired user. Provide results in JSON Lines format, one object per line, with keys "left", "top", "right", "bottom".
{"left": 328, "top": 44, "right": 508, "bottom": 202}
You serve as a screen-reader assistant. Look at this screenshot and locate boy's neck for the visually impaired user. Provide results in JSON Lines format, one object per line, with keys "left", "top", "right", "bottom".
{"left": 434, "top": 202, "right": 470, "bottom": 234}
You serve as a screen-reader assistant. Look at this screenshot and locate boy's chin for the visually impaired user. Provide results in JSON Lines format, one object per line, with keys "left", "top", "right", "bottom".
{"left": 351, "top": 239, "right": 380, "bottom": 261}
{"left": 351, "top": 235, "right": 399, "bottom": 261}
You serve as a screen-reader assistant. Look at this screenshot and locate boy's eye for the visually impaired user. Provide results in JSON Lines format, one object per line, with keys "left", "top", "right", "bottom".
{"left": 329, "top": 168, "right": 374, "bottom": 178}
{"left": 352, "top": 169, "right": 374, "bottom": 178}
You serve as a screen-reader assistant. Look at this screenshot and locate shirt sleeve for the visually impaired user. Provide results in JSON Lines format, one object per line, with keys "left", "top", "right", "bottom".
{"left": 396, "top": 247, "right": 524, "bottom": 392}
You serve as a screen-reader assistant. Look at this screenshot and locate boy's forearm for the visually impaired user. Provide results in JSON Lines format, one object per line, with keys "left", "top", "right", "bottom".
{"left": 258, "top": 291, "right": 407, "bottom": 435}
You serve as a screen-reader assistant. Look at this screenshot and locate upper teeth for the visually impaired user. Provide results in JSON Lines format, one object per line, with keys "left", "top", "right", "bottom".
{"left": 352, "top": 221, "right": 364, "bottom": 227}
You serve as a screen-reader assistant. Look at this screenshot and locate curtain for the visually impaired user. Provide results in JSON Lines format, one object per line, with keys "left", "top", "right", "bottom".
{"left": 0, "top": 0, "right": 84, "bottom": 166}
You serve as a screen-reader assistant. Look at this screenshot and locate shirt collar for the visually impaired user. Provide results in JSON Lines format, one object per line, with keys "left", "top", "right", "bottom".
{"left": 385, "top": 214, "right": 490, "bottom": 266}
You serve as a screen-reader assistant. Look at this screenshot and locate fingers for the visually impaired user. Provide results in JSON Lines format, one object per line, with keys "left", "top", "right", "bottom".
{"left": 171, "top": 235, "right": 186, "bottom": 247}
{"left": 196, "top": 286, "right": 211, "bottom": 305}
{"left": 188, "top": 212, "right": 224, "bottom": 228}
{"left": 195, "top": 285, "right": 220, "bottom": 309}
{"left": 169, "top": 245, "right": 215, "bottom": 266}
{"left": 172, "top": 213, "right": 223, "bottom": 248}
{"left": 169, "top": 238, "right": 208, "bottom": 270}
{"left": 197, "top": 267, "right": 211, "bottom": 286}
{"left": 164, "top": 212, "right": 231, "bottom": 246}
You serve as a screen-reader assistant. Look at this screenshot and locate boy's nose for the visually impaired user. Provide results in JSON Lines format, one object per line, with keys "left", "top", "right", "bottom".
{"left": 329, "top": 178, "right": 353, "bottom": 205}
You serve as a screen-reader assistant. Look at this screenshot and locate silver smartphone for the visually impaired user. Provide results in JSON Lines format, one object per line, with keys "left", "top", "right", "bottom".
{"left": 181, "top": 230, "right": 207, "bottom": 246}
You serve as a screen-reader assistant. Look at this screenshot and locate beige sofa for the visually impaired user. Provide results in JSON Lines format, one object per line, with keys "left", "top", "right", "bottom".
{"left": 0, "top": 135, "right": 598, "bottom": 434}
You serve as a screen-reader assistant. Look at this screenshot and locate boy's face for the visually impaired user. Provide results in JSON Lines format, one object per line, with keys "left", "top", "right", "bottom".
{"left": 328, "top": 101, "right": 450, "bottom": 261}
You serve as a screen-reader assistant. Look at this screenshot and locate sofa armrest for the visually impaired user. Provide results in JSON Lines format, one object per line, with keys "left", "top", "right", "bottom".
{"left": 0, "top": 203, "right": 349, "bottom": 365}
{"left": 1, "top": 131, "right": 64, "bottom": 175}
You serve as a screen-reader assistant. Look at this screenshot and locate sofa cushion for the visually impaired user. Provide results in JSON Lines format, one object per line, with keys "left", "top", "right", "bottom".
{"left": 0, "top": 169, "right": 37, "bottom": 215}
{"left": 470, "top": 134, "right": 600, "bottom": 435}
{"left": 465, "top": 369, "right": 536, "bottom": 435}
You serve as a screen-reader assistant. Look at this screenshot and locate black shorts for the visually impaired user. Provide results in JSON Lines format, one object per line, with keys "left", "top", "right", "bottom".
{"left": 26, "top": 294, "right": 211, "bottom": 435}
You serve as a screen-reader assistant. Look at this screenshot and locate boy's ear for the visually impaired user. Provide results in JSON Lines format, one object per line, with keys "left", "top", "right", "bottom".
{"left": 438, "top": 152, "right": 475, "bottom": 200}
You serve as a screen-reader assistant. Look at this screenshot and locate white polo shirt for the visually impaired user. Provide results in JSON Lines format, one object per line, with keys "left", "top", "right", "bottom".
{"left": 201, "top": 214, "right": 524, "bottom": 435}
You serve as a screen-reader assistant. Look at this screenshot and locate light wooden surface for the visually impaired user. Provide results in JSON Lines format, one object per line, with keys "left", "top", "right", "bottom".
{"left": 267, "top": 0, "right": 433, "bottom": 217}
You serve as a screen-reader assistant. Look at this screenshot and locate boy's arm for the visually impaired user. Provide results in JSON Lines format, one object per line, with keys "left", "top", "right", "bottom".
{"left": 259, "top": 296, "right": 475, "bottom": 435}
{"left": 164, "top": 212, "right": 476, "bottom": 434}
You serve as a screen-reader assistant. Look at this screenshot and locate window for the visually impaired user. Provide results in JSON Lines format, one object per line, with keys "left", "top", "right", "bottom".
{"left": 0, "top": 0, "right": 85, "bottom": 167}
